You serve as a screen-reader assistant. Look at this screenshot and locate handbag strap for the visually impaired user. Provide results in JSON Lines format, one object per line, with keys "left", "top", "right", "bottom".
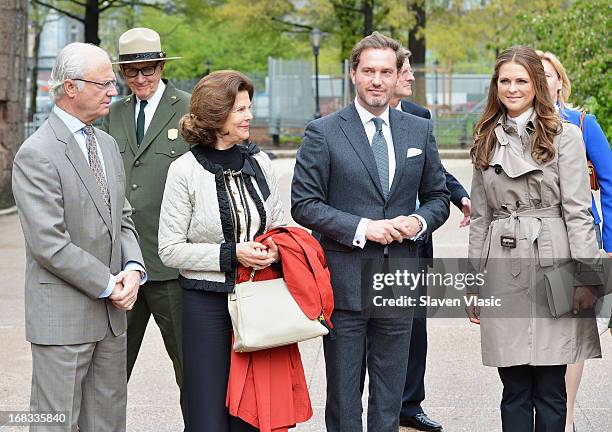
{"left": 579, "top": 110, "right": 586, "bottom": 133}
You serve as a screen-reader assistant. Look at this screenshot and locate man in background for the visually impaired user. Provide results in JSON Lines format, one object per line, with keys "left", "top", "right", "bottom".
{"left": 390, "top": 48, "right": 471, "bottom": 432}
{"left": 101, "top": 27, "right": 190, "bottom": 416}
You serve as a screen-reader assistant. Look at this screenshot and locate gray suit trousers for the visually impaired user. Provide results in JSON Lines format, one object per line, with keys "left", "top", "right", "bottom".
{"left": 324, "top": 309, "right": 412, "bottom": 432}
{"left": 30, "top": 325, "right": 127, "bottom": 432}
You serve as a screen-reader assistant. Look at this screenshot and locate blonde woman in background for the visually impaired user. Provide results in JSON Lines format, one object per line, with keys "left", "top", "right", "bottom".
{"left": 538, "top": 50, "right": 612, "bottom": 432}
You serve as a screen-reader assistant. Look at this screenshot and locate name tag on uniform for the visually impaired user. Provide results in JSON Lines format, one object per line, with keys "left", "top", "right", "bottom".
{"left": 168, "top": 128, "right": 178, "bottom": 140}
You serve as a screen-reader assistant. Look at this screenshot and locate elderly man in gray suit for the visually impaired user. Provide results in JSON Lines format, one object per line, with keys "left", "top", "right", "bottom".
{"left": 12, "top": 43, "right": 146, "bottom": 431}
{"left": 292, "top": 32, "right": 450, "bottom": 432}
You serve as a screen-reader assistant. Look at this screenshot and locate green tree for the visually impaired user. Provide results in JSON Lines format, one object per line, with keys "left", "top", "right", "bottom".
{"left": 137, "top": 0, "right": 307, "bottom": 80}
{"left": 31, "top": 0, "right": 166, "bottom": 44}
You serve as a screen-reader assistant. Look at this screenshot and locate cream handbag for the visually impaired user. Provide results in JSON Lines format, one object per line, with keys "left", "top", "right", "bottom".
{"left": 228, "top": 271, "right": 329, "bottom": 352}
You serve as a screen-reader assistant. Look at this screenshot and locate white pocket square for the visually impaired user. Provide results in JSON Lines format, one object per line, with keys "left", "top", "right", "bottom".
{"left": 407, "top": 148, "right": 422, "bottom": 158}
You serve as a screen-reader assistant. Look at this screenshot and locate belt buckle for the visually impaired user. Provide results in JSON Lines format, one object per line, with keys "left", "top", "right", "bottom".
{"left": 500, "top": 235, "right": 516, "bottom": 248}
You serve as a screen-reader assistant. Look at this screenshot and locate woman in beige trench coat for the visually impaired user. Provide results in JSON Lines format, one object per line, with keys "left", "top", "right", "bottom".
{"left": 467, "top": 46, "right": 605, "bottom": 432}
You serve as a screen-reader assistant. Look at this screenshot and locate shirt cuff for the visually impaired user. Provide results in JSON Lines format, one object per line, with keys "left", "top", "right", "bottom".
{"left": 409, "top": 214, "right": 427, "bottom": 240}
{"left": 124, "top": 261, "right": 147, "bottom": 285}
{"left": 99, "top": 274, "right": 116, "bottom": 298}
{"left": 353, "top": 218, "right": 370, "bottom": 249}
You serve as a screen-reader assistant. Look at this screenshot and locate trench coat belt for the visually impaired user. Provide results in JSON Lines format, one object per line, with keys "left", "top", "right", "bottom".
{"left": 492, "top": 205, "right": 563, "bottom": 277}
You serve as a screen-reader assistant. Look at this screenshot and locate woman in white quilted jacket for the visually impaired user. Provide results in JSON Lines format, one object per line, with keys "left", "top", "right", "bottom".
{"left": 158, "top": 70, "right": 285, "bottom": 432}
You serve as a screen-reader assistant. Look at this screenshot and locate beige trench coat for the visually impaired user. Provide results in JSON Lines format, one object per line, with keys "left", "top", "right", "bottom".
{"left": 469, "top": 114, "right": 604, "bottom": 367}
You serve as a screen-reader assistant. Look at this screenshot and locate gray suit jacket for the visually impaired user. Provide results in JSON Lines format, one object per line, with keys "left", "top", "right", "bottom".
{"left": 12, "top": 111, "right": 144, "bottom": 345}
{"left": 291, "top": 103, "right": 450, "bottom": 310}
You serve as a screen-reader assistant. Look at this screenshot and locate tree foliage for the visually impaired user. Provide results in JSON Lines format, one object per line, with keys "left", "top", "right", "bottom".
{"left": 138, "top": 0, "right": 309, "bottom": 80}
{"left": 512, "top": 0, "right": 611, "bottom": 139}
{"left": 31, "top": 0, "right": 166, "bottom": 44}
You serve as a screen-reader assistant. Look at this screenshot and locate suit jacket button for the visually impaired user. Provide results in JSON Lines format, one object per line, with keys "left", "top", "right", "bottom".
{"left": 170, "top": 150, "right": 176, "bottom": 155}
{"left": 131, "top": 184, "right": 138, "bottom": 190}
{"left": 134, "top": 160, "right": 141, "bottom": 167}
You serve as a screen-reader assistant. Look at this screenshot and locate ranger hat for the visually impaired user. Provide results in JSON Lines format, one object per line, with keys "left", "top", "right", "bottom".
{"left": 114, "top": 27, "right": 181, "bottom": 64}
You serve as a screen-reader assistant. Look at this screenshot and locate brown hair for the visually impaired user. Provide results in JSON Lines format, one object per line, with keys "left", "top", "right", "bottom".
{"left": 350, "top": 31, "right": 406, "bottom": 72}
{"left": 400, "top": 47, "right": 412, "bottom": 59}
{"left": 536, "top": 50, "right": 572, "bottom": 108}
{"left": 471, "top": 46, "right": 561, "bottom": 170}
{"left": 180, "top": 70, "right": 254, "bottom": 148}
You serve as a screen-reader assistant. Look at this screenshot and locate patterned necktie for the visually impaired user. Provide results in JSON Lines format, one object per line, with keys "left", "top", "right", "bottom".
{"left": 136, "top": 99, "right": 148, "bottom": 146}
{"left": 371, "top": 117, "right": 389, "bottom": 198}
{"left": 83, "top": 125, "right": 111, "bottom": 212}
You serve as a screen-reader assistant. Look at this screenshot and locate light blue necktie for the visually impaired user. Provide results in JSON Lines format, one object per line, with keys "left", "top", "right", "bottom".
{"left": 371, "top": 117, "right": 389, "bottom": 198}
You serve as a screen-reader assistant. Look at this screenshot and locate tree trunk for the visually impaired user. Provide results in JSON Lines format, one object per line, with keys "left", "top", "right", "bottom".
{"left": 407, "top": 0, "right": 426, "bottom": 106}
{"left": 0, "top": 0, "right": 28, "bottom": 208}
{"left": 362, "top": 0, "right": 374, "bottom": 36}
{"left": 28, "top": 20, "right": 43, "bottom": 122}
{"left": 84, "top": 0, "right": 100, "bottom": 45}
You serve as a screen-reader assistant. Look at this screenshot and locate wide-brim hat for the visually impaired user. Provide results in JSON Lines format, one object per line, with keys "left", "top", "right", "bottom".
{"left": 113, "top": 27, "right": 181, "bottom": 65}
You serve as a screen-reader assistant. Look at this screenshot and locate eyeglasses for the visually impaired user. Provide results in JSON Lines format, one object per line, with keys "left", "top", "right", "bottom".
{"left": 121, "top": 64, "right": 160, "bottom": 78}
{"left": 73, "top": 78, "right": 117, "bottom": 90}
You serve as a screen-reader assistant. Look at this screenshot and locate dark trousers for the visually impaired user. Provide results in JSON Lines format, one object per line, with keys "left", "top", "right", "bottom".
{"left": 497, "top": 365, "right": 567, "bottom": 432}
{"left": 127, "top": 279, "right": 184, "bottom": 418}
{"left": 182, "top": 289, "right": 257, "bottom": 432}
{"left": 127, "top": 279, "right": 183, "bottom": 383}
{"left": 400, "top": 316, "right": 427, "bottom": 417}
{"left": 359, "top": 317, "right": 427, "bottom": 418}
{"left": 325, "top": 309, "right": 412, "bottom": 432}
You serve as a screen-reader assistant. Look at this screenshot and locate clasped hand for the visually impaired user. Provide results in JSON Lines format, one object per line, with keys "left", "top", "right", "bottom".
{"left": 366, "top": 216, "right": 421, "bottom": 245}
{"left": 110, "top": 270, "right": 141, "bottom": 311}
{"left": 236, "top": 238, "right": 279, "bottom": 270}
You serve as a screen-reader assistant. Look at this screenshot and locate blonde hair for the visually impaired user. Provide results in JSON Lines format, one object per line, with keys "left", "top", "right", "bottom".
{"left": 536, "top": 50, "right": 571, "bottom": 108}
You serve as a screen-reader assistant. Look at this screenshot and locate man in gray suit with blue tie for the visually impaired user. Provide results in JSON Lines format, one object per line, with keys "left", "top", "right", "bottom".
{"left": 291, "top": 32, "right": 450, "bottom": 432}
{"left": 12, "top": 43, "right": 146, "bottom": 431}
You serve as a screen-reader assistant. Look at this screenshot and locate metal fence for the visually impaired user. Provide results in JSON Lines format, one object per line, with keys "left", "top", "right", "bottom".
{"left": 24, "top": 66, "right": 489, "bottom": 148}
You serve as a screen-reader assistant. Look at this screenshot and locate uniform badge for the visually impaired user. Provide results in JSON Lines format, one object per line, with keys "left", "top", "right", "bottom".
{"left": 168, "top": 128, "right": 178, "bottom": 140}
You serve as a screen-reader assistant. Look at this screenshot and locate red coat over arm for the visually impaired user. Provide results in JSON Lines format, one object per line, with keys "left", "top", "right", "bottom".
{"left": 227, "top": 226, "right": 334, "bottom": 432}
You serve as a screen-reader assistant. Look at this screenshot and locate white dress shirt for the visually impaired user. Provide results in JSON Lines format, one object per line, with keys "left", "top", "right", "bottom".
{"left": 53, "top": 105, "right": 108, "bottom": 179}
{"left": 134, "top": 79, "right": 166, "bottom": 135}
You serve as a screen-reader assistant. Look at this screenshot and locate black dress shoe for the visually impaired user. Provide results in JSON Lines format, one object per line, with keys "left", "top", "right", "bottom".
{"left": 399, "top": 412, "right": 443, "bottom": 431}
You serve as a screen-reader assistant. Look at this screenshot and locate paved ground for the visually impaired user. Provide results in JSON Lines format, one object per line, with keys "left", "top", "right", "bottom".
{"left": 1, "top": 157, "right": 611, "bottom": 431}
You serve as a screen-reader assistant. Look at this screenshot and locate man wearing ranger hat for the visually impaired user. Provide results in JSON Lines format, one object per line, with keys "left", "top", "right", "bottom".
{"left": 101, "top": 27, "right": 189, "bottom": 415}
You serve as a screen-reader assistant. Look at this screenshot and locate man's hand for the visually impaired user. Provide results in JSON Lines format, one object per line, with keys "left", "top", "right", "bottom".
{"left": 366, "top": 219, "right": 403, "bottom": 245}
{"left": 390, "top": 215, "right": 422, "bottom": 239}
{"left": 465, "top": 294, "right": 481, "bottom": 325}
{"left": 572, "top": 285, "right": 598, "bottom": 314}
{"left": 459, "top": 197, "right": 471, "bottom": 228}
{"left": 237, "top": 241, "right": 275, "bottom": 270}
{"left": 110, "top": 270, "right": 140, "bottom": 311}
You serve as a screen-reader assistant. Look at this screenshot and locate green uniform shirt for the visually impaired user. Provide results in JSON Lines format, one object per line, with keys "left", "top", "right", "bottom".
{"left": 101, "top": 80, "right": 191, "bottom": 281}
